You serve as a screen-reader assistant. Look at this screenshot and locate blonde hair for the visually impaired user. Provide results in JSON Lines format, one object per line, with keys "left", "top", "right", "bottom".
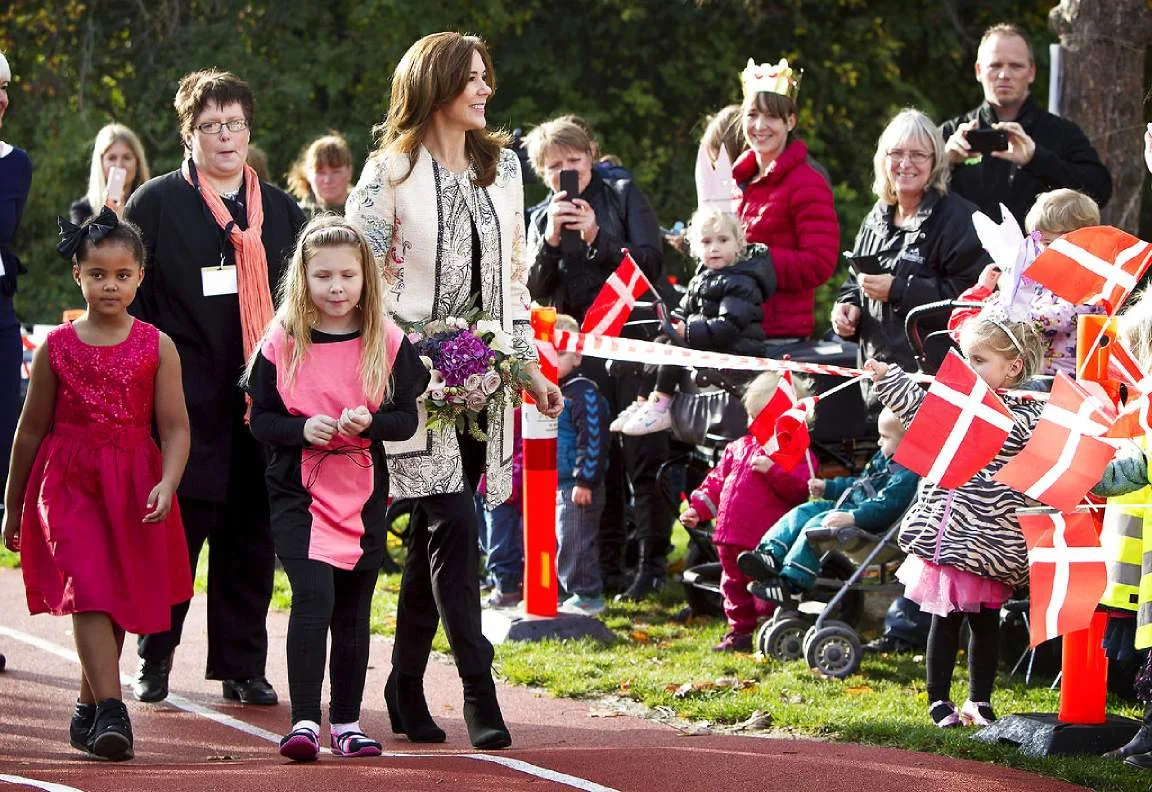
{"left": 871, "top": 109, "right": 950, "bottom": 205}
{"left": 700, "top": 105, "right": 744, "bottom": 166}
{"left": 742, "top": 371, "right": 811, "bottom": 417}
{"left": 370, "top": 32, "right": 509, "bottom": 188}
{"left": 523, "top": 118, "right": 595, "bottom": 179}
{"left": 1024, "top": 189, "right": 1100, "bottom": 235}
{"left": 685, "top": 208, "right": 745, "bottom": 263}
{"left": 85, "top": 124, "right": 151, "bottom": 214}
{"left": 286, "top": 131, "right": 354, "bottom": 201}
{"left": 980, "top": 23, "right": 1034, "bottom": 65}
{"left": 959, "top": 316, "right": 1045, "bottom": 387}
{"left": 0, "top": 50, "right": 10, "bottom": 82}
{"left": 1118, "top": 289, "right": 1152, "bottom": 370}
{"left": 554, "top": 313, "right": 580, "bottom": 360}
{"left": 244, "top": 215, "right": 393, "bottom": 402}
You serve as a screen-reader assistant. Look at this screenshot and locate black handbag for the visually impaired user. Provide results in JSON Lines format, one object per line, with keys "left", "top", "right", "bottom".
{"left": 670, "top": 385, "right": 747, "bottom": 446}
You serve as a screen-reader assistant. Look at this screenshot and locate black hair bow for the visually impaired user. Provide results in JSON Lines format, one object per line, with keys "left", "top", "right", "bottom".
{"left": 57, "top": 206, "right": 120, "bottom": 261}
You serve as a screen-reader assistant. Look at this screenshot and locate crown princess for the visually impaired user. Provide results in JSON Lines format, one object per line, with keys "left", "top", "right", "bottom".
{"left": 740, "top": 58, "right": 802, "bottom": 102}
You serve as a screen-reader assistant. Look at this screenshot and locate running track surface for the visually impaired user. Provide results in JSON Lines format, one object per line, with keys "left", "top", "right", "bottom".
{"left": 0, "top": 569, "right": 1087, "bottom": 792}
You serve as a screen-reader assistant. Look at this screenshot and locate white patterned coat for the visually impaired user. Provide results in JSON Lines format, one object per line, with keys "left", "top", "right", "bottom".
{"left": 346, "top": 147, "right": 536, "bottom": 507}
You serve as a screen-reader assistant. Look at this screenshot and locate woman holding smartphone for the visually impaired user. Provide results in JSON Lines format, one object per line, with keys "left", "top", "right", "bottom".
{"left": 831, "top": 108, "right": 987, "bottom": 374}
{"left": 70, "top": 123, "right": 151, "bottom": 224}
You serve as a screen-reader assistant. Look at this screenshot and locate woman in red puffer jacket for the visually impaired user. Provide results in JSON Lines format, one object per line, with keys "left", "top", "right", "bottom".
{"left": 733, "top": 60, "right": 839, "bottom": 340}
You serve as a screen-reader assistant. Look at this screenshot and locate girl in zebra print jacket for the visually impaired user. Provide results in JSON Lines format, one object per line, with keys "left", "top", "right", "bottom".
{"left": 864, "top": 315, "right": 1046, "bottom": 730}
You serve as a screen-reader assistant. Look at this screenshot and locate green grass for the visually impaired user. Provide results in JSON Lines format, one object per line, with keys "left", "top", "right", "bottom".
{"left": 0, "top": 546, "right": 18, "bottom": 569}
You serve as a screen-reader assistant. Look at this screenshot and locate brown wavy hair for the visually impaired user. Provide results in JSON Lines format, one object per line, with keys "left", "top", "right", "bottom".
{"left": 370, "top": 32, "right": 510, "bottom": 187}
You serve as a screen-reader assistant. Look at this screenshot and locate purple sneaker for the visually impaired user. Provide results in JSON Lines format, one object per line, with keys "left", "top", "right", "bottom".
{"left": 278, "top": 726, "right": 320, "bottom": 762}
{"left": 331, "top": 730, "right": 382, "bottom": 758}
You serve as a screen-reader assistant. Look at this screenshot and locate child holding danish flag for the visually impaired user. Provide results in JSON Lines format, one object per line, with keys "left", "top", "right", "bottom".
{"left": 679, "top": 372, "right": 815, "bottom": 652}
{"left": 865, "top": 314, "right": 1046, "bottom": 729}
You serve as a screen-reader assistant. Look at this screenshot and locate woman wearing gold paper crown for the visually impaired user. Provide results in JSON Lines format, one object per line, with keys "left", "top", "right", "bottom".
{"left": 733, "top": 58, "right": 839, "bottom": 341}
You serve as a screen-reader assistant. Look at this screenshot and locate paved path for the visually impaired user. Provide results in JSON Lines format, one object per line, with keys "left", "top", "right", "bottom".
{"left": 0, "top": 568, "right": 1088, "bottom": 792}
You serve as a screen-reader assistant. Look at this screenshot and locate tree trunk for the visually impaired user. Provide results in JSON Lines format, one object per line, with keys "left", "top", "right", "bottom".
{"left": 1050, "top": 0, "right": 1152, "bottom": 233}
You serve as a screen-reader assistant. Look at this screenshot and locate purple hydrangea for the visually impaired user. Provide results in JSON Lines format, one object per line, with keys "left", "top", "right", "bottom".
{"left": 417, "top": 329, "right": 494, "bottom": 387}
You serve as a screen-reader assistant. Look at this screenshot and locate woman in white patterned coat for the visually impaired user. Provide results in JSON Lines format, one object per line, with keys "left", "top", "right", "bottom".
{"left": 346, "top": 32, "right": 562, "bottom": 751}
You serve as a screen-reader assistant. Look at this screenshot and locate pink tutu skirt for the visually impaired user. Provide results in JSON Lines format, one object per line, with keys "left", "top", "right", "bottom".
{"left": 896, "top": 555, "right": 1012, "bottom": 617}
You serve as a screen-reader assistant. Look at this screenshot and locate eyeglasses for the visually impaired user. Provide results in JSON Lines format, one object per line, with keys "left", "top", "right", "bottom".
{"left": 885, "top": 149, "right": 932, "bottom": 164}
{"left": 194, "top": 119, "right": 249, "bottom": 135}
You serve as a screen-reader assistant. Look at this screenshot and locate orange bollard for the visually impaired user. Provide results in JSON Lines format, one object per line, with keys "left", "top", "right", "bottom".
{"left": 1059, "top": 610, "right": 1109, "bottom": 724}
{"left": 521, "top": 306, "right": 559, "bottom": 617}
{"left": 1064, "top": 314, "right": 1114, "bottom": 725}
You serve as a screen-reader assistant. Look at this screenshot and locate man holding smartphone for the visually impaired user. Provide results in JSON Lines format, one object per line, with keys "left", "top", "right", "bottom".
{"left": 940, "top": 23, "right": 1111, "bottom": 226}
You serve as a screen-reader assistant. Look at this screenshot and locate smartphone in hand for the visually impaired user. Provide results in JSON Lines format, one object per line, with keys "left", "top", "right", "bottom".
{"left": 105, "top": 166, "right": 128, "bottom": 207}
{"left": 966, "top": 128, "right": 1009, "bottom": 155}
{"left": 558, "top": 169, "right": 582, "bottom": 255}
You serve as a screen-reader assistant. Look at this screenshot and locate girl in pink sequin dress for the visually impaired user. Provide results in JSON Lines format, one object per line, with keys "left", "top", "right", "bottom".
{"left": 2, "top": 208, "right": 191, "bottom": 761}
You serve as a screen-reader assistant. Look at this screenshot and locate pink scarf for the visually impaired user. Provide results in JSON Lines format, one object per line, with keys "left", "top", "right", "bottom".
{"left": 181, "top": 160, "right": 273, "bottom": 359}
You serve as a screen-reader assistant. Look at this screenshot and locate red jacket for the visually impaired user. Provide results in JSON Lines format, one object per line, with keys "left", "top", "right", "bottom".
{"left": 689, "top": 434, "right": 814, "bottom": 549}
{"left": 734, "top": 139, "right": 840, "bottom": 338}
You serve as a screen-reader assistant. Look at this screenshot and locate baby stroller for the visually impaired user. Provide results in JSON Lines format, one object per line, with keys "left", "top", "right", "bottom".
{"left": 754, "top": 520, "right": 906, "bottom": 678}
{"left": 662, "top": 335, "right": 881, "bottom": 620}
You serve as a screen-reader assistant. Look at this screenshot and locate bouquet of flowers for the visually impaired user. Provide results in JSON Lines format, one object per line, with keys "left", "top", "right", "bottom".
{"left": 404, "top": 308, "right": 533, "bottom": 440}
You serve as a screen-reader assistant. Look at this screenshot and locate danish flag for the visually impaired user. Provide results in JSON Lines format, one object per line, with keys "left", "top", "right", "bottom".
{"left": 750, "top": 370, "right": 798, "bottom": 446}
{"left": 763, "top": 399, "right": 815, "bottom": 471}
{"left": 994, "top": 374, "right": 1118, "bottom": 512}
{"left": 1024, "top": 226, "right": 1152, "bottom": 314}
{"left": 1019, "top": 509, "right": 1108, "bottom": 647}
{"left": 1107, "top": 335, "right": 1146, "bottom": 388}
{"left": 580, "top": 250, "right": 655, "bottom": 337}
{"left": 893, "top": 350, "right": 1015, "bottom": 488}
{"left": 1106, "top": 377, "right": 1152, "bottom": 439}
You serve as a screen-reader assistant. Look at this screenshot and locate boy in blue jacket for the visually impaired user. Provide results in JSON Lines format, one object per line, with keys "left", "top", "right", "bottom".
{"left": 554, "top": 315, "right": 611, "bottom": 616}
{"left": 738, "top": 408, "right": 918, "bottom": 593}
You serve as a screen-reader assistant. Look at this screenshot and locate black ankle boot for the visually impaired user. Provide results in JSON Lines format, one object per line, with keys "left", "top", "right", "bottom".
{"left": 133, "top": 654, "right": 172, "bottom": 703}
{"left": 1105, "top": 724, "right": 1152, "bottom": 759}
{"left": 462, "top": 675, "right": 511, "bottom": 750}
{"left": 384, "top": 670, "right": 445, "bottom": 743}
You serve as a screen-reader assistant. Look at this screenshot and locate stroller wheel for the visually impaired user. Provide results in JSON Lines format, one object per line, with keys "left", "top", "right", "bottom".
{"left": 804, "top": 625, "right": 863, "bottom": 679}
{"left": 758, "top": 618, "right": 807, "bottom": 661}
{"left": 802, "top": 619, "right": 852, "bottom": 657}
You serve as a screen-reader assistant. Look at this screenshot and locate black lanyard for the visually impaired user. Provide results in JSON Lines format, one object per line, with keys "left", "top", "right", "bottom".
{"left": 187, "top": 158, "right": 246, "bottom": 267}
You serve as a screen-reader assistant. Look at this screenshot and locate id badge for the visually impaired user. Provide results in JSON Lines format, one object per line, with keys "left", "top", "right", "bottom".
{"left": 202, "top": 264, "right": 238, "bottom": 297}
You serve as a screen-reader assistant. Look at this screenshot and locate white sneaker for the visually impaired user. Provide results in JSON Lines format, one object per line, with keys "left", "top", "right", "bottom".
{"left": 622, "top": 402, "right": 672, "bottom": 435}
{"left": 559, "top": 594, "right": 606, "bottom": 616}
{"left": 609, "top": 400, "right": 644, "bottom": 433}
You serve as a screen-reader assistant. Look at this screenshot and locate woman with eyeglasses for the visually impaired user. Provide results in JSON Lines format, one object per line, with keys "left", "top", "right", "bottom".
{"left": 832, "top": 108, "right": 987, "bottom": 374}
{"left": 124, "top": 69, "right": 305, "bottom": 708}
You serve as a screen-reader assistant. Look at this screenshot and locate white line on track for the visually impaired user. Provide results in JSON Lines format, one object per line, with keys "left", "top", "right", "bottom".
{"left": 0, "top": 776, "right": 86, "bottom": 792}
{"left": 0, "top": 625, "right": 619, "bottom": 792}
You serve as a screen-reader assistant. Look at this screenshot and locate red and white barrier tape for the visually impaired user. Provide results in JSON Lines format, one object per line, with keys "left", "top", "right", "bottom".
{"left": 551, "top": 329, "right": 1049, "bottom": 401}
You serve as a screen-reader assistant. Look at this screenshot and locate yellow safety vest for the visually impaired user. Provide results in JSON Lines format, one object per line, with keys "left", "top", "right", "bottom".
{"left": 1100, "top": 441, "right": 1152, "bottom": 649}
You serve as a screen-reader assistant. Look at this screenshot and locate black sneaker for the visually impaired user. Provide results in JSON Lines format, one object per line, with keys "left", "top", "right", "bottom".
{"left": 90, "top": 698, "right": 134, "bottom": 760}
{"left": 69, "top": 702, "right": 96, "bottom": 753}
{"left": 736, "top": 550, "right": 778, "bottom": 581}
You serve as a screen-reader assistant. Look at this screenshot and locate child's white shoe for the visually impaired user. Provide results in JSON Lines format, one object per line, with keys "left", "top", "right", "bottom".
{"left": 958, "top": 700, "right": 996, "bottom": 727}
{"left": 928, "top": 700, "right": 961, "bottom": 728}
{"left": 609, "top": 400, "right": 644, "bottom": 433}
{"left": 622, "top": 401, "right": 672, "bottom": 435}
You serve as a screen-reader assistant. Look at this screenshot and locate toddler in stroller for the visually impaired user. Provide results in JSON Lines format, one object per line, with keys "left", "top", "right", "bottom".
{"left": 679, "top": 372, "right": 816, "bottom": 652}
{"left": 737, "top": 407, "right": 917, "bottom": 594}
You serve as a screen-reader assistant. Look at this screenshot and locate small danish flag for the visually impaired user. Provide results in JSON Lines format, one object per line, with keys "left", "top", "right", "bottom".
{"left": 1106, "top": 378, "right": 1152, "bottom": 439}
{"left": 1024, "top": 226, "right": 1152, "bottom": 314}
{"left": 580, "top": 250, "right": 655, "bottom": 337}
{"left": 750, "top": 370, "right": 798, "bottom": 446}
{"left": 1019, "top": 508, "right": 1108, "bottom": 647}
{"left": 763, "top": 399, "right": 815, "bottom": 471}
{"left": 893, "top": 350, "right": 1015, "bottom": 488}
{"left": 994, "top": 373, "right": 1118, "bottom": 512}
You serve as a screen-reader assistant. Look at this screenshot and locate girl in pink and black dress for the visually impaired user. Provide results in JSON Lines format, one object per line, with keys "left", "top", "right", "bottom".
{"left": 244, "top": 216, "right": 427, "bottom": 762}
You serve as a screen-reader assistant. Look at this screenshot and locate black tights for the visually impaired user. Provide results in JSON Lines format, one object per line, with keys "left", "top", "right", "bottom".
{"left": 280, "top": 557, "right": 378, "bottom": 725}
{"left": 926, "top": 607, "right": 1000, "bottom": 704}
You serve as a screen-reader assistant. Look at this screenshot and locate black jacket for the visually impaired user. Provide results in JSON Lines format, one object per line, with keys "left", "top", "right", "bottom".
{"left": 527, "top": 169, "right": 664, "bottom": 326}
{"left": 940, "top": 96, "right": 1112, "bottom": 227}
{"left": 675, "top": 247, "right": 775, "bottom": 355}
{"left": 125, "top": 169, "right": 306, "bottom": 503}
{"left": 836, "top": 189, "right": 987, "bottom": 373}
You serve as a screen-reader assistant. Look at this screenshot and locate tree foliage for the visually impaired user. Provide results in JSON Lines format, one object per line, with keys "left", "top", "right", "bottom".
{"left": 0, "top": 0, "right": 1107, "bottom": 327}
